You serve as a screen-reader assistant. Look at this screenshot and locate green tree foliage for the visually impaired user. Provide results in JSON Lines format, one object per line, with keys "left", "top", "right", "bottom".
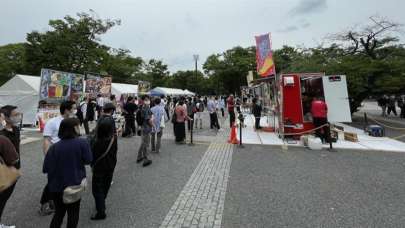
{"left": 25, "top": 11, "right": 121, "bottom": 75}
{"left": 203, "top": 46, "right": 256, "bottom": 95}
{"left": 0, "top": 43, "right": 26, "bottom": 85}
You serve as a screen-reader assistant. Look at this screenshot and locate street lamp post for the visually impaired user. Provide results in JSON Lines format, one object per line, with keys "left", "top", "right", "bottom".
{"left": 193, "top": 54, "right": 199, "bottom": 94}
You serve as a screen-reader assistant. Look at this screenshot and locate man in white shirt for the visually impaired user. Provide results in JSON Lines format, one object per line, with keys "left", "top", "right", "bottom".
{"left": 39, "top": 100, "right": 76, "bottom": 216}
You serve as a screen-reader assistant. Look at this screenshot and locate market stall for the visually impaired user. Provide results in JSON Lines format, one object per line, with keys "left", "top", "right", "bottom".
{"left": 277, "top": 73, "right": 352, "bottom": 137}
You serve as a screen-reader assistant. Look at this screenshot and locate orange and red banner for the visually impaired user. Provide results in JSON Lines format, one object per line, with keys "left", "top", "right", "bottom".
{"left": 255, "top": 33, "right": 276, "bottom": 77}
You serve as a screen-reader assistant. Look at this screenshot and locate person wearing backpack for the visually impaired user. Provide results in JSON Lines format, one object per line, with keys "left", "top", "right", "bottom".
{"left": 150, "top": 98, "right": 166, "bottom": 153}
{"left": 90, "top": 103, "right": 118, "bottom": 220}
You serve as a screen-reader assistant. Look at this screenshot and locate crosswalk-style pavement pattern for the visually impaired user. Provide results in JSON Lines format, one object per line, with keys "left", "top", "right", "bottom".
{"left": 159, "top": 128, "right": 233, "bottom": 228}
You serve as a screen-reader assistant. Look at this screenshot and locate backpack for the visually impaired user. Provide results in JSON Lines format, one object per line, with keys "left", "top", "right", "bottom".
{"left": 136, "top": 108, "right": 144, "bottom": 126}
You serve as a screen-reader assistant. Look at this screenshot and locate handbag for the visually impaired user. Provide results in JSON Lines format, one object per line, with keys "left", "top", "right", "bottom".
{"left": 63, "top": 178, "right": 87, "bottom": 204}
{"left": 0, "top": 156, "right": 21, "bottom": 193}
{"left": 160, "top": 114, "right": 165, "bottom": 128}
{"left": 171, "top": 112, "right": 177, "bottom": 124}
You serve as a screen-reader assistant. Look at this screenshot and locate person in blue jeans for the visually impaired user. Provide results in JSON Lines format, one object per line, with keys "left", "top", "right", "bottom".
{"left": 43, "top": 118, "right": 92, "bottom": 228}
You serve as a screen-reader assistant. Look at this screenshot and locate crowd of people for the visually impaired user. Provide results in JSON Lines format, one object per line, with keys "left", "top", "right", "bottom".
{"left": 377, "top": 95, "right": 405, "bottom": 118}
{"left": 0, "top": 92, "right": 248, "bottom": 228}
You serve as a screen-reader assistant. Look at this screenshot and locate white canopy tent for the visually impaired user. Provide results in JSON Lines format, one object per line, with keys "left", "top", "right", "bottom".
{"left": 0, "top": 75, "right": 40, "bottom": 125}
{"left": 183, "top": 89, "right": 195, "bottom": 96}
{"left": 0, "top": 75, "right": 139, "bottom": 125}
{"left": 111, "top": 83, "right": 138, "bottom": 100}
{"left": 149, "top": 87, "right": 194, "bottom": 96}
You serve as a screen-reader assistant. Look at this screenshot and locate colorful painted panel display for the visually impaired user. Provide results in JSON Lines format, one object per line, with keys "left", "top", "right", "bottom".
{"left": 40, "top": 69, "right": 84, "bottom": 103}
{"left": 85, "top": 73, "right": 112, "bottom": 95}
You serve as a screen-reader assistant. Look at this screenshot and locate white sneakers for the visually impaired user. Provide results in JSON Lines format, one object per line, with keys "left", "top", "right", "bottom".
{"left": 0, "top": 224, "right": 16, "bottom": 228}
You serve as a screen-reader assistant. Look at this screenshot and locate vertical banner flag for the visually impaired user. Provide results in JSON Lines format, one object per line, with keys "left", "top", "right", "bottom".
{"left": 138, "top": 81, "right": 150, "bottom": 95}
{"left": 255, "top": 33, "right": 276, "bottom": 77}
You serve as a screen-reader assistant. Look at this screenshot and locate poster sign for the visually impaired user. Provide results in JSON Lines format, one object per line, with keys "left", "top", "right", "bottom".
{"left": 40, "top": 69, "right": 84, "bottom": 103}
{"left": 85, "top": 73, "right": 112, "bottom": 95}
{"left": 138, "top": 81, "right": 150, "bottom": 95}
{"left": 255, "top": 33, "right": 276, "bottom": 77}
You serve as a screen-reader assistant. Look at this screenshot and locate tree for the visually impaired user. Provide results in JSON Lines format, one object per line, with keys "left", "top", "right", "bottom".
{"left": 24, "top": 11, "right": 120, "bottom": 75}
{"left": 203, "top": 46, "right": 256, "bottom": 95}
{"left": 0, "top": 43, "right": 27, "bottom": 85}
{"left": 143, "top": 59, "right": 169, "bottom": 87}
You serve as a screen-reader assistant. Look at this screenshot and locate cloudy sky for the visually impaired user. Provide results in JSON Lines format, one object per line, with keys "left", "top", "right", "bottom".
{"left": 1, "top": 0, "right": 404, "bottom": 72}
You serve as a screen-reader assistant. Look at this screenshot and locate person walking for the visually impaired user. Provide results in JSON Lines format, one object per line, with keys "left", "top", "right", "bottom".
{"left": 186, "top": 98, "right": 196, "bottom": 132}
{"left": 122, "top": 96, "right": 138, "bottom": 137}
{"left": 397, "top": 95, "right": 405, "bottom": 118}
{"left": 80, "top": 96, "right": 95, "bottom": 135}
{"left": 387, "top": 95, "right": 397, "bottom": 116}
{"left": 40, "top": 101, "right": 77, "bottom": 216}
{"left": 0, "top": 112, "right": 20, "bottom": 228}
{"left": 227, "top": 95, "right": 236, "bottom": 128}
{"left": 219, "top": 97, "right": 225, "bottom": 117}
{"left": 43, "top": 118, "right": 92, "bottom": 228}
{"left": 252, "top": 98, "right": 262, "bottom": 130}
{"left": 311, "top": 96, "right": 329, "bottom": 143}
{"left": 90, "top": 103, "right": 118, "bottom": 220}
{"left": 194, "top": 97, "right": 204, "bottom": 129}
{"left": 174, "top": 100, "right": 191, "bottom": 144}
{"left": 151, "top": 98, "right": 166, "bottom": 153}
{"left": 208, "top": 97, "right": 220, "bottom": 130}
{"left": 136, "top": 96, "right": 153, "bottom": 167}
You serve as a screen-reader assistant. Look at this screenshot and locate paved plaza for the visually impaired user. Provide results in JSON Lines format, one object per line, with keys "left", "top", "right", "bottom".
{"left": 3, "top": 113, "right": 405, "bottom": 228}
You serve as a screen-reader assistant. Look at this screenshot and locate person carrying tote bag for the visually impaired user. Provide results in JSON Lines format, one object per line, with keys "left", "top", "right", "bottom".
{"left": 43, "top": 118, "right": 92, "bottom": 228}
{"left": 0, "top": 134, "right": 20, "bottom": 228}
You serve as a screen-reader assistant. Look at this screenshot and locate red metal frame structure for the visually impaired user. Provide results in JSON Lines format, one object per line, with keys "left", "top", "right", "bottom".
{"left": 276, "top": 73, "right": 325, "bottom": 138}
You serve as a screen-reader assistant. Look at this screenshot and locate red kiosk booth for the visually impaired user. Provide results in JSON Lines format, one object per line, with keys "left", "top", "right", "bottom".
{"left": 276, "top": 73, "right": 352, "bottom": 138}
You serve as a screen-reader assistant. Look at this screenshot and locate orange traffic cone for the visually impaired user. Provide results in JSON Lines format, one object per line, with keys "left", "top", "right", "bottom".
{"left": 228, "top": 122, "right": 239, "bottom": 144}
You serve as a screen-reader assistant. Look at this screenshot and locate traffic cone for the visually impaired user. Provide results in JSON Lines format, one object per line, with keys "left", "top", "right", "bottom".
{"left": 228, "top": 122, "right": 239, "bottom": 144}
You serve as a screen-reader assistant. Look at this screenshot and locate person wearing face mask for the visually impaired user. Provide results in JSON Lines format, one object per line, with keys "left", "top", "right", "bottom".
{"left": 39, "top": 101, "right": 77, "bottom": 216}
{"left": 136, "top": 96, "right": 153, "bottom": 167}
{"left": 0, "top": 112, "right": 20, "bottom": 228}
{"left": 0, "top": 106, "right": 22, "bottom": 169}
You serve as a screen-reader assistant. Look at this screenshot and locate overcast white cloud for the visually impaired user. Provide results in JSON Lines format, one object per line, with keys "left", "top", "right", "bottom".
{"left": 0, "top": 0, "right": 404, "bottom": 72}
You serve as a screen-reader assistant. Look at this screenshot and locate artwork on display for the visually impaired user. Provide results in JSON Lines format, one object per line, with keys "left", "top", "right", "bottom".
{"left": 138, "top": 81, "right": 150, "bottom": 95}
{"left": 85, "top": 73, "right": 112, "bottom": 95}
{"left": 70, "top": 74, "right": 85, "bottom": 102}
{"left": 40, "top": 69, "right": 84, "bottom": 103}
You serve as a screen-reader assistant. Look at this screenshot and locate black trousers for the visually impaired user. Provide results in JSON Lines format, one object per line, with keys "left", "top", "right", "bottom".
{"left": 92, "top": 171, "right": 114, "bottom": 215}
{"left": 255, "top": 117, "right": 261, "bottom": 130}
{"left": 123, "top": 118, "right": 136, "bottom": 137}
{"left": 229, "top": 111, "right": 236, "bottom": 127}
{"left": 221, "top": 108, "right": 225, "bottom": 117}
{"left": 83, "top": 119, "right": 90, "bottom": 135}
{"left": 313, "top": 117, "right": 329, "bottom": 143}
{"left": 40, "top": 183, "right": 52, "bottom": 205}
{"left": 0, "top": 182, "right": 16, "bottom": 221}
{"left": 175, "top": 122, "right": 186, "bottom": 142}
{"left": 387, "top": 106, "right": 397, "bottom": 116}
{"left": 50, "top": 192, "right": 81, "bottom": 228}
{"left": 210, "top": 113, "right": 220, "bottom": 129}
